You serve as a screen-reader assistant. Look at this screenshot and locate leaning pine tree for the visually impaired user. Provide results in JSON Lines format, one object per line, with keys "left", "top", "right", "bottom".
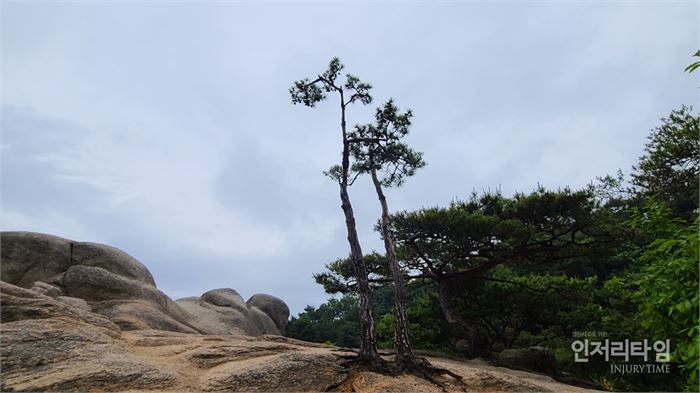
{"left": 350, "top": 100, "right": 463, "bottom": 383}
{"left": 349, "top": 100, "right": 424, "bottom": 362}
{"left": 289, "top": 58, "right": 379, "bottom": 361}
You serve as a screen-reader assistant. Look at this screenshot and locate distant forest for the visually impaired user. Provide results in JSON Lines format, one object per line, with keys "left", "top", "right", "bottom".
{"left": 287, "top": 105, "right": 699, "bottom": 392}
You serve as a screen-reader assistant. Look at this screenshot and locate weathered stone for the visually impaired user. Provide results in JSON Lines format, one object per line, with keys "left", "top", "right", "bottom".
{"left": 0, "top": 281, "right": 119, "bottom": 332}
{"left": 30, "top": 281, "right": 63, "bottom": 297}
{"left": 247, "top": 293, "right": 290, "bottom": 332}
{"left": 72, "top": 241, "right": 156, "bottom": 286}
{"left": 202, "top": 288, "right": 249, "bottom": 315}
{"left": 185, "top": 342, "right": 296, "bottom": 368}
{"left": 56, "top": 296, "right": 91, "bottom": 311}
{"left": 494, "top": 346, "right": 559, "bottom": 376}
{"left": 202, "top": 352, "right": 346, "bottom": 392}
{"left": 62, "top": 265, "right": 201, "bottom": 333}
{"left": 93, "top": 300, "right": 199, "bottom": 333}
{"left": 248, "top": 306, "right": 281, "bottom": 336}
{"left": 0, "top": 318, "right": 175, "bottom": 392}
{"left": 342, "top": 371, "right": 442, "bottom": 392}
{"left": 0, "top": 232, "right": 72, "bottom": 287}
{"left": 177, "top": 289, "right": 285, "bottom": 336}
{"left": 175, "top": 297, "right": 248, "bottom": 336}
{"left": 63, "top": 265, "right": 166, "bottom": 305}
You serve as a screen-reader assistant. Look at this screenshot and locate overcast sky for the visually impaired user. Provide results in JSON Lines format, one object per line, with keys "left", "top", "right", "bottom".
{"left": 1, "top": 0, "right": 697, "bottom": 314}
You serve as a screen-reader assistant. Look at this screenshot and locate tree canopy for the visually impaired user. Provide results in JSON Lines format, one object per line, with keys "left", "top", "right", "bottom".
{"left": 632, "top": 105, "right": 699, "bottom": 219}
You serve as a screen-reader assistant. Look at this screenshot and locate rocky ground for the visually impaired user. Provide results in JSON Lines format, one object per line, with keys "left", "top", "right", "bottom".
{"left": 1, "top": 281, "right": 602, "bottom": 392}
{"left": 0, "top": 231, "right": 603, "bottom": 392}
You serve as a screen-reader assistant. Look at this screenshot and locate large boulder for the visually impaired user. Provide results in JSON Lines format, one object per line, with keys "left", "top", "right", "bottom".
{"left": 1, "top": 232, "right": 73, "bottom": 287}
{"left": 202, "top": 288, "right": 249, "bottom": 315}
{"left": 0, "top": 231, "right": 290, "bottom": 337}
{"left": 175, "top": 288, "right": 288, "bottom": 336}
{"left": 71, "top": 242, "right": 156, "bottom": 286}
{"left": 175, "top": 296, "right": 248, "bottom": 336}
{"left": 61, "top": 261, "right": 198, "bottom": 333}
{"left": 248, "top": 306, "right": 280, "bottom": 336}
{"left": 63, "top": 265, "right": 167, "bottom": 306}
{"left": 1, "top": 231, "right": 156, "bottom": 291}
{"left": 247, "top": 293, "right": 290, "bottom": 332}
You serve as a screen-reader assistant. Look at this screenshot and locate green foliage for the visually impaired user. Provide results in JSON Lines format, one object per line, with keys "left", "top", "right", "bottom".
{"left": 288, "top": 283, "right": 452, "bottom": 352}
{"left": 376, "top": 285, "right": 454, "bottom": 351}
{"left": 629, "top": 201, "right": 699, "bottom": 391}
{"left": 287, "top": 285, "right": 396, "bottom": 348}
{"left": 290, "top": 57, "right": 374, "bottom": 110}
{"left": 349, "top": 99, "right": 426, "bottom": 187}
{"left": 684, "top": 49, "right": 700, "bottom": 74}
{"left": 376, "top": 313, "right": 395, "bottom": 349}
{"left": 386, "top": 187, "right": 621, "bottom": 279}
{"left": 631, "top": 106, "right": 699, "bottom": 220}
{"left": 405, "top": 289, "right": 453, "bottom": 350}
{"left": 286, "top": 295, "right": 361, "bottom": 348}
{"left": 471, "top": 267, "right": 599, "bottom": 351}
{"left": 313, "top": 252, "right": 391, "bottom": 294}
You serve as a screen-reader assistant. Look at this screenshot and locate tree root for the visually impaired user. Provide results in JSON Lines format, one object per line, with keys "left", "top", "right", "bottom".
{"left": 331, "top": 353, "right": 468, "bottom": 392}
{"left": 395, "top": 356, "right": 468, "bottom": 392}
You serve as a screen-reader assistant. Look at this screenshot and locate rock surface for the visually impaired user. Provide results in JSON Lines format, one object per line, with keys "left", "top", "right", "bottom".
{"left": 0, "top": 231, "right": 288, "bottom": 336}
{"left": 247, "top": 293, "right": 291, "bottom": 332}
{"left": 494, "top": 346, "right": 559, "bottom": 376}
{"left": 175, "top": 288, "right": 287, "bottom": 336}
{"left": 1, "top": 281, "right": 601, "bottom": 392}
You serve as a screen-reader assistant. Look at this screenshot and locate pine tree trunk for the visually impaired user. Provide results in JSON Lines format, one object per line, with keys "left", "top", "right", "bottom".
{"left": 371, "top": 168, "right": 414, "bottom": 361}
{"left": 339, "top": 94, "right": 378, "bottom": 360}
{"left": 339, "top": 184, "right": 378, "bottom": 359}
{"left": 436, "top": 275, "right": 489, "bottom": 358}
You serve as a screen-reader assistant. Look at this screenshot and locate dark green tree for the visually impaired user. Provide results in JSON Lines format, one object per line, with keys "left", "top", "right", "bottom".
{"left": 631, "top": 106, "right": 699, "bottom": 220}
{"left": 317, "top": 188, "right": 620, "bottom": 357}
{"left": 349, "top": 100, "right": 426, "bottom": 363}
{"left": 287, "top": 285, "right": 397, "bottom": 348}
{"left": 400, "top": 189, "right": 624, "bottom": 357}
{"left": 287, "top": 296, "right": 361, "bottom": 348}
{"left": 290, "top": 58, "right": 378, "bottom": 360}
